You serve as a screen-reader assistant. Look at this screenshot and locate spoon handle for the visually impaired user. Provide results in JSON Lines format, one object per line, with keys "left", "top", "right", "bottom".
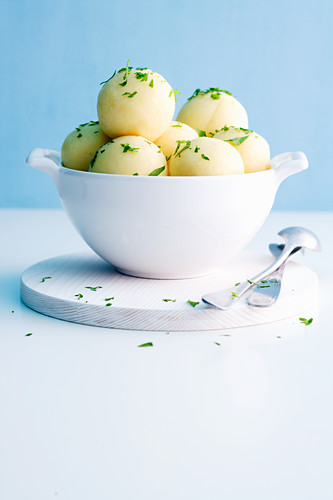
{"left": 246, "top": 265, "right": 284, "bottom": 308}
{"left": 202, "top": 246, "right": 294, "bottom": 310}
{"left": 247, "top": 247, "right": 302, "bottom": 307}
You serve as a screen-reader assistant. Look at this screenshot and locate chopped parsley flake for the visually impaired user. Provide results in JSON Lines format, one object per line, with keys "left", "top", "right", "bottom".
{"left": 135, "top": 71, "right": 148, "bottom": 82}
{"left": 77, "top": 133, "right": 82, "bottom": 138}
{"left": 227, "top": 135, "right": 250, "bottom": 146}
{"left": 25, "top": 333, "right": 33, "bottom": 337}
{"left": 85, "top": 286, "right": 103, "bottom": 291}
{"left": 187, "top": 300, "right": 200, "bottom": 307}
{"left": 106, "top": 303, "right": 112, "bottom": 306}
{"left": 90, "top": 150, "right": 98, "bottom": 169}
{"left": 133, "top": 173, "right": 139, "bottom": 176}
{"left": 40, "top": 277, "right": 52, "bottom": 283}
{"left": 78, "top": 120, "right": 99, "bottom": 128}
{"left": 197, "top": 129, "right": 207, "bottom": 137}
{"left": 165, "top": 155, "right": 171, "bottom": 161}
{"left": 172, "top": 124, "right": 182, "bottom": 128}
{"left": 105, "top": 297, "right": 114, "bottom": 301}
{"left": 188, "top": 87, "right": 232, "bottom": 101}
{"left": 169, "top": 89, "right": 182, "bottom": 102}
{"left": 201, "top": 153, "right": 210, "bottom": 160}
{"left": 118, "top": 59, "right": 132, "bottom": 87}
{"left": 121, "top": 143, "right": 139, "bottom": 153}
{"left": 247, "top": 279, "right": 259, "bottom": 285}
{"left": 122, "top": 91, "right": 138, "bottom": 98}
{"left": 194, "top": 146, "right": 200, "bottom": 153}
{"left": 214, "top": 342, "right": 221, "bottom": 346}
{"left": 144, "top": 140, "right": 152, "bottom": 146}
{"left": 100, "top": 70, "right": 116, "bottom": 85}
{"left": 163, "top": 298, "right": 176, "bottom": 302}
{"left": 75, "top": 294, "right": 83, "bottom": 300}
{"left": 235, "top": 282, "right": 241, "bottom": 286}
{"left": 231, "top": 292, "right": 239, "bottom": 298}
{"left": 138, "top": 342, "right": 153, "bottom": 347}
{"left": 299, "top": 317, "right": 313, "bottom": 326}
{"left": 149, "top": 166, "right": 165, "bottom": 176}
{"left": 149, "top": 79, "right": 154, "bottom": 88}
{"left": 174, "top": 139, "right": 191, "bottom": 157}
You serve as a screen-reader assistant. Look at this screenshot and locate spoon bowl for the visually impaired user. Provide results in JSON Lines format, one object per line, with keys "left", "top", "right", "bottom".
{"left": 278, "top": 227, "right": 321, "bottom": 252}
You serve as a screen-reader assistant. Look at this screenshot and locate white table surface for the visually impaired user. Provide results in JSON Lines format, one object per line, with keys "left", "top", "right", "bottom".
{"left": 1, "top": 209, "right": 332, "bottom": 500}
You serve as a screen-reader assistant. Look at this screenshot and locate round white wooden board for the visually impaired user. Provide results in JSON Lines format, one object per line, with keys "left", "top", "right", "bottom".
{"left": 20, "top": 252, "right": 318, "bottom": 331}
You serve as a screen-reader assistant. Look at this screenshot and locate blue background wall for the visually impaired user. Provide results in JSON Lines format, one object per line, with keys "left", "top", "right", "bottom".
{"left": 1, "top": 0, "right": 332, "bottom": 209}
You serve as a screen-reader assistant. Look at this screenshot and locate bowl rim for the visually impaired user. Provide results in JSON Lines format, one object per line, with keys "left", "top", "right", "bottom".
{"left": 60, "top": 162, "right": 274, "bottom": 180}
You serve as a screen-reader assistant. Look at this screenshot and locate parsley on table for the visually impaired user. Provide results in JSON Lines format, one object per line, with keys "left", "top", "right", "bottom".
{"left": 163, "top": 298, "right": 176, "bottom": 302}
{"left": 138, "top": 342, "right": 153, "bottom": 347}
{"left": 299, "top": 317, "right": 313, "bottom": 326}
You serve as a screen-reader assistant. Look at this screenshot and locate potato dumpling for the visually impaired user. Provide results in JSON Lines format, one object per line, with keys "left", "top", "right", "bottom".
{"left": 177, "top": 88, "right": 248, "bottom": 136}
{"left": 154, "top": 121, "right": 198, "bottom": 160}
{"left": 61, "top": 121, "right": 109, "bottom": 171}
{"left": 97, "top": 64, "right": 175, "bottom": 141}
{"left": 89, "top": 135, "right": 167, "bottom": 176}
{"left": 168, "top": 137, "right": 244, "bottom": 176}
{"left": 213, "top": 126, "right": 271, "bottom": 173}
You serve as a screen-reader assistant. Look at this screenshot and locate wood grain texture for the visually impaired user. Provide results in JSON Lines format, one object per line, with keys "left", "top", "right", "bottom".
{"left": 20, "top": 252, "right": 318, "bottom": 331}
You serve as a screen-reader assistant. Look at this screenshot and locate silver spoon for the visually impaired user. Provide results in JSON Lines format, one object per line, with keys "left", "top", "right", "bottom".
{"left": 247, "top": 243, "right": 301, "bottom": 307}
{"left": 202, "top": 227, "right": 321, "bottom": 310}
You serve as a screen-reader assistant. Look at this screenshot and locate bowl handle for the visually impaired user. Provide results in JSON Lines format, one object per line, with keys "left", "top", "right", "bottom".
{"left": 272, "top": 151, "right": 308, "bottom": 185}
{"left": 26, "top": 148, "right": 62, "bottom": 182}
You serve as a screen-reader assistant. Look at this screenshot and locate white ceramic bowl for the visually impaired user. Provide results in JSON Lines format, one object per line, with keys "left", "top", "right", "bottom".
{"left": 27, "top": 148, "right": 308, "bottom": 278}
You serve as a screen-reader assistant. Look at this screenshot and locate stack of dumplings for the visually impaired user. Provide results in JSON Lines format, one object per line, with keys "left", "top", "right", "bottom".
{"left": 61, "top": 61, "right": 271, "bottom": 176}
